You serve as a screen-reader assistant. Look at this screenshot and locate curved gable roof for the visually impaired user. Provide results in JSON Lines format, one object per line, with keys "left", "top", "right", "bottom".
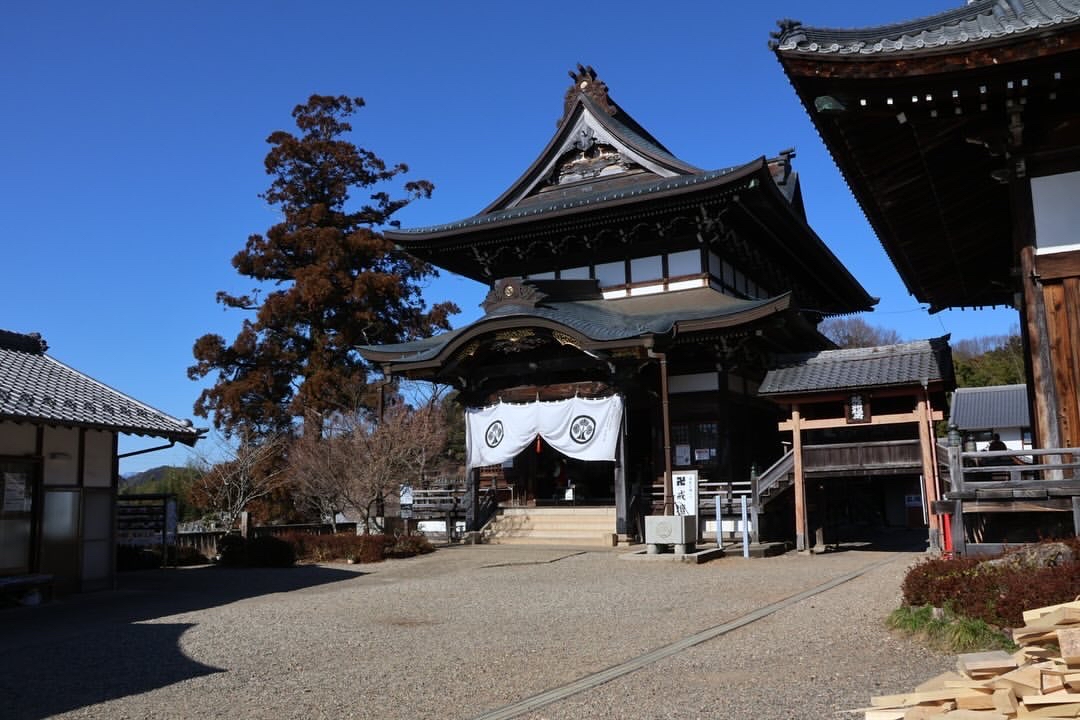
{"left": 479, "top": 92, "right": 703, "bottom": 215}
{"left": 358, "top": 286, "right": 793, "bottom": 369}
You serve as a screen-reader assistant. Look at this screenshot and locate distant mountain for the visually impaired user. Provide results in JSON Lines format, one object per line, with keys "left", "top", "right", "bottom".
{"left": 119, "top": 465, "right": 203, "bottom": 522}
{"left": 120, "top": 465, "right": 177, "bottom": 492}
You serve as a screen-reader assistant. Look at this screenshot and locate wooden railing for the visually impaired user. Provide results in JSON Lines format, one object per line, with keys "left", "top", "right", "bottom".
{"left": 947, "top": 446, "right": 1080, "bottom": 491}
{"left": 941, "top": 444, "right": 1080, "bottom": 557}
{"left": 803, "top": 439, "right": 923, "bottom": 472}
{"left": 649, "top": 480, "right": 753, "bottom": 515}
{"left": 756, "top": 450, "right": 793, "bottom": 499}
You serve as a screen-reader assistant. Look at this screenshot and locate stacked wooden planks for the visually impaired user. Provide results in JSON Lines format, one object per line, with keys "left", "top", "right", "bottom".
{"left": 856, "top": 601, "right": 1080, "bottom": 719}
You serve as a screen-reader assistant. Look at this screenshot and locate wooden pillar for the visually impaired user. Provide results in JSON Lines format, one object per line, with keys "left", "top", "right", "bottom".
{"left": 917, "top": 392, "right": 941, "bottom": 552}
{"left": 614, "top": 402, "right": 628, "bottom": 537}
{"left": 1046, "top": 278, "right": 1080, "bottom": 449}
{"left": 749, "top": 464, "right": 760, "bottom": 545}
{"left": 791, "top": 405, "right": 807, "bottom": 552}
{"left": 950, "top": 499, "right": 967, "bottom": 558}
{"left": 1022, "top": 245, "right": 1062, "bottom": 449}
{"left": 651, "top": 350, "right": 673, "bottom": 516}
{"left": 465, "top": 467, "right": 480, "bottom": 531}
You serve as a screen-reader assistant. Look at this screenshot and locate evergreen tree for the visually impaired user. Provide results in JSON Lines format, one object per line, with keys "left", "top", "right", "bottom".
{"left": 953, "top": 332, "right": 1025, "bottom": 387}
{"left": 188, "top": 95, "right": 458, "bottom": 435}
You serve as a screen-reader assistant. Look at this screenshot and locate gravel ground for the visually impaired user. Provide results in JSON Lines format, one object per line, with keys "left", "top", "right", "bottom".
{"left": 0, "top": 540, "right": 954, "bottom": 720}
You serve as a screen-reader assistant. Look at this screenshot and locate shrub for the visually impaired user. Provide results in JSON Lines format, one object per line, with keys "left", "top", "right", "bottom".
{"left": 279, "top": 531, "right": 366, "bottom": 562}
{"left": 247, "top": 535, "right": 296, "bottom": 567}
{"left": 387, "top": 533, "right": 434, "bottom": 558}
{"left": 216, "top": 533, "right": 247, "bottom": 567}
{"left": 273, "top": 531, "right": 435, "bottom": 564}
{"left": 901, "top": 538, "right": 1080, "bottom": 628}
{"left": 356, "top": 534, "right": 389, "bottom": 563}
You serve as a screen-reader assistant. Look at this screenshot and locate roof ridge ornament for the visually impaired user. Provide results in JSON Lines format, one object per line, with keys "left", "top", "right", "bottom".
{"left": 482, "top": 278, "right": 548, "bottom": 313}
{"left": 562, "top": 63, "right": 616, "bottom": 122}
{"left": 769, "top": 18, "right": 804, "bottom": 50}
{"left": 0, "top": 329, "right": 48, "bottom": 353}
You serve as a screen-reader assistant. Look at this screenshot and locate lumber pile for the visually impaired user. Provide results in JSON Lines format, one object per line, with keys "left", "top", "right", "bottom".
{"left": 856, "top": 601, "right": 1080, "bottom": 719}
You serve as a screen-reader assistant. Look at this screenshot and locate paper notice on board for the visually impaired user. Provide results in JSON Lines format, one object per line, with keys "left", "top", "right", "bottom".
{"left": 674, "top": 444, "right": 691, "bottom": 466}
{"left": 3, "top": 472, "right": 28, "bottom": 512}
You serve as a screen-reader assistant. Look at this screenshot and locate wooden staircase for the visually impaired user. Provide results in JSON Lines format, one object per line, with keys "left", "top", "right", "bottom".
{"left": 756, "top": 449, "right": 795, "bottom": 506}
{"left": 484, "top": 506, "right": 617, "bottom": 547}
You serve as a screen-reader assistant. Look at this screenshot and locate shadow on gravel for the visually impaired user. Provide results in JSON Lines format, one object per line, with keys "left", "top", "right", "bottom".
{"left": 0, "top": 564, "right": 361, "bottom": 720}
{"left": 812, "top": 526, "right": 931, "bottom": 553}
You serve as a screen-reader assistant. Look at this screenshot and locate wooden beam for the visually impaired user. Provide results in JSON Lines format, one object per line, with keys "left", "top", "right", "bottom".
{"left": 778, "top": 410, "right": 941, "bottom": 431}
{"left": 1035, "top": 249, "right": 1080, "bottom": 281}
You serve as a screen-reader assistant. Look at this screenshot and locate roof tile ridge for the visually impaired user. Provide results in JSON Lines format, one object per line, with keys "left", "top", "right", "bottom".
{"left": 40, "top": 353, "right": 195, "bottom": 430}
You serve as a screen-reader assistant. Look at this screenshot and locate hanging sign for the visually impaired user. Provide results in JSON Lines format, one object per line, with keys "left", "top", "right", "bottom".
{"left": 466, "top": 395, "right": 623, "bottom": 468}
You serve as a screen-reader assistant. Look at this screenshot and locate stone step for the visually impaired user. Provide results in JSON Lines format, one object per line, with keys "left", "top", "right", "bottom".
{"left": 489, "top": 518, "right": 615, "bottom": 532}
{"left": 498, "top": 507, "right": 616, "bottom": 517}
{"left": 488, "top": 531, "right": 617, "bottom": 547}
{"left": 486, "top": 507, "right": 617, "bottom": 547}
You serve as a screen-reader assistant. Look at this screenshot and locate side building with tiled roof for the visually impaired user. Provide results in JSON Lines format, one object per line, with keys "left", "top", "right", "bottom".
{"left": 950, "top": 384, "right": 1032, "bottom": 452}
{"left": 759, "top": 338, "right": 954, "bottom": 552}
{"left": 0, "top": 329, "right": 202, "bottom": 594}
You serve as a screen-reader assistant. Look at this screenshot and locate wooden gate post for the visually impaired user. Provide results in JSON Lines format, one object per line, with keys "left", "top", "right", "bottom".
{"left": 792, "top": 406, "right": 807, "bottom": 552}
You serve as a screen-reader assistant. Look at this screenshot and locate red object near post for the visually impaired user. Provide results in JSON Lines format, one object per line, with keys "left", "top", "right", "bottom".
{"left": 942, "top": 513, "right": 953, "bottom": 557}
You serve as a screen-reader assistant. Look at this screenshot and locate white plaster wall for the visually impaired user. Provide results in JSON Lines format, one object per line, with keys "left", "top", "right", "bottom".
{"left": 974, "top": 427, "right": 1026, "bottom": 451}
{"left": 43, "top": 426, "right": 79, "bottom": 485}
{"left": 1033, "top": 170, "right": 1080, "bottom": 252}
{"left": 1000, "top": 428, "right": 1025, "bottom": 451}
{"left": 0, "top": 421, "right": 36, "bottom": 455}
{"left": 83, "top": 430, "right": 114, "bottom": 487}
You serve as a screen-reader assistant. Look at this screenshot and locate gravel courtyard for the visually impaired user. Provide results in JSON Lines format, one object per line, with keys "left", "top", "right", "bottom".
{"left": 0, "top": 540, "right": 953, "bottom": 720}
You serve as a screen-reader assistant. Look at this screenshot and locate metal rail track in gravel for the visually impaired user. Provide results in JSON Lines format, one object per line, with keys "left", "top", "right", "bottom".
{"left": 471, "top": 553, "right": 901, "bottom": 720}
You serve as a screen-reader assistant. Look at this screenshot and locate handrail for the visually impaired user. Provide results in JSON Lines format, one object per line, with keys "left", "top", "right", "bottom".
{"left": 946, "top": 445, "right": 1080, "bottom": 494}
{"left": 756, "top": 449, "right": 795, "bottom": 497}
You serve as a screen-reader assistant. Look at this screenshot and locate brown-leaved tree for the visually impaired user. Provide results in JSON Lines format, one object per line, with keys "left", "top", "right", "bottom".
{"left": 288, "top": 387, "right": 453, "bottom": 532}
{"left": 189, "top": 431, "right": 290, "bottom": 530}
{"left": 188, "top": 95, "right": 458, "bottom": 435}
{"left": 819, "top": 316, "right": 902, "bottom": 349}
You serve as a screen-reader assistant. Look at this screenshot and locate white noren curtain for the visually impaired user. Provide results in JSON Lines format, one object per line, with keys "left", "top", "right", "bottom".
{"left": 465, "top": 395, "right": 623, "bottom": 468}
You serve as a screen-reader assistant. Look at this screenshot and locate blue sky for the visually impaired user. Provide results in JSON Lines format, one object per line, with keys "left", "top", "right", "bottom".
{"left": 1, "top": 1, "right": 1019, "bottom": 473}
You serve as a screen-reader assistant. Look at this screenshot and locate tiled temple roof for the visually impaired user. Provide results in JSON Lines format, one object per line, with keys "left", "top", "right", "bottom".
{"left": 759, "top": 337, "right": 953, "bottom": 395}
{"left": 359, "top": 285, "right": 792, "bottom": 366}
{"left": 950, "top": 383, "right": 1031, "bottom": 430}
{"left": 772, "top": 0, "right": 1080, "bottom": 55}
{"left": 0, "top": 329, "right": 202, "bottom": 444}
